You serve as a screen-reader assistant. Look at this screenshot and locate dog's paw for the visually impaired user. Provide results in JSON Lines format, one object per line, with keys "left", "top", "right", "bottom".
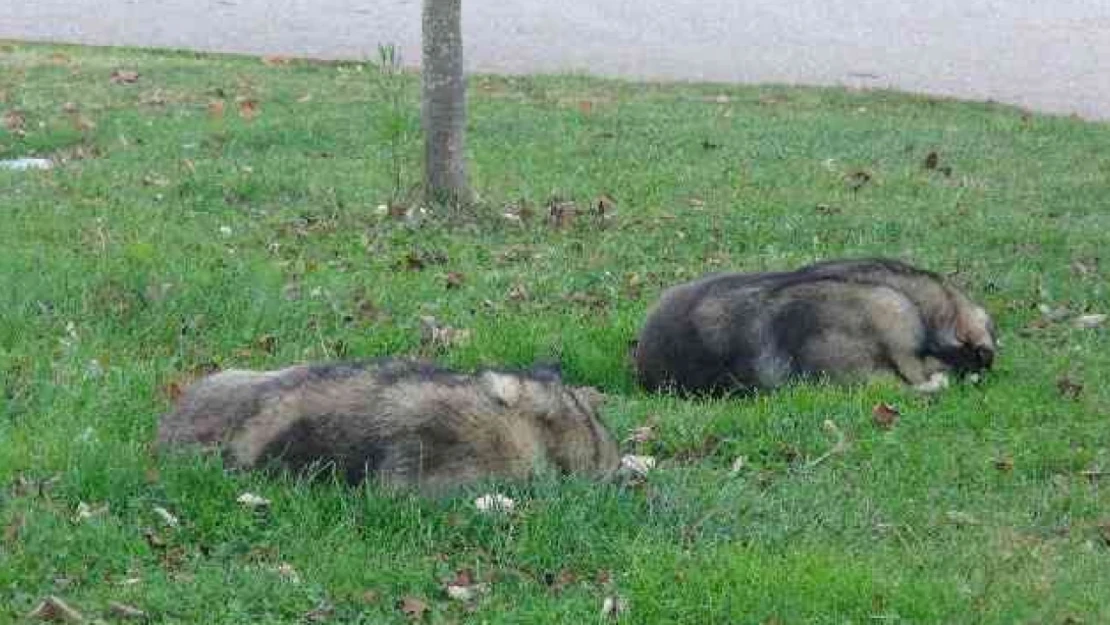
{"left": 913, "top": 372, "right": 950, "bottom": 394}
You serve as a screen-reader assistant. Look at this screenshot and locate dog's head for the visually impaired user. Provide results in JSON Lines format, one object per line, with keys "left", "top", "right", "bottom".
{"left": 948, "top": 304, "right": 998, "bottom": 375}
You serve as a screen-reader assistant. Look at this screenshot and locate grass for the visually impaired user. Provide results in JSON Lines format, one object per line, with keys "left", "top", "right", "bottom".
{"left": 1, "top": 40, "right": 1109, "bottom": 623}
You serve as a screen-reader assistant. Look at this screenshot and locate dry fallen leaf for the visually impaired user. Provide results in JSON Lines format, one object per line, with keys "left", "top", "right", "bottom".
{"left": 729, "top": 455, "right": 748, "bottom": 476}
{"left": 274, "top": 562, "right": 301, "bottom": 584}
{"left": 619, "top": 455, "right": 656, "bottom": 478}
{"left": 945, "top": 510, "right": 980, "bottom": 526}
{"left": 419, "top": 316, "right": 471, "bottom": 351}
{"left": 845, "top": 170, "right": 872, "bottom": 192}
{"left": 474, "top": 493, "right": 515, "bottom": 513}
{"left": 26, "top": 596, "right": 84, "bottom": 623}
{"left": 207, "top": 100, "right": 225, "bottom": 119}
{"left": 872, "top": 403, "right": 900, "bottom": 430}
{"left": 153, "top": 506, "right": 179, "bottom": 528}
{"left": 4, "top": 511, "right": 25, "bottom": 544}
{"left": 1072, "top": 314, "right": 1106, "bottom": 329}
{"left": 601, "top": 595, "right": 628, "bottom": 620}
{"left": 993, "top": 456, "right": 1015, "bottom": 472}
{"left": 1057, "top": 375, "right": 1083, "bottom": 400}
{"left": 3, "top": 109, "right": 26, "bottom": 134}
{"left": 360, "top": 590, "right": 380, "bottom": 604}
{"left": 109, "top": 70, "right": 140, "bottom": 84}
{"left": 548, "top": 199, "right": 577, "bottom": 229}
{"left": 261, "top": 55, "right": 291, "bottom": 66}
{"left": 237, "top": 98, "right": 260, "bottom": 120}
{"left": 625, "top": 425, "right": 655, "bottom": 445}
{"left": 445, "top": 271, "right": 465, "bottom": 289}
{"left": 304, "top": 602, "right": 335, "bottom": 622}
{"left": 1097, "top": 521, "right": 1110, "bottom": 547}
{"left": 108, "top": 601, "right": 147, "bottom": 620}
{"left": 1070, "top": 258, "right": 1099, "bottom": 277}
{"left": 74, "top": 501, "right": 108, "bottom": 522}
{"left": 237, "top": 492, "right": 271, "bottom": 508}
{"left": 398, "top": 596, "right": 428, "bottom": 620}
{"left": 445, "top": 583, "right": 490, "bottom": 602}
{"left": 507, "top": 283, "right": 529, "bottom": 302}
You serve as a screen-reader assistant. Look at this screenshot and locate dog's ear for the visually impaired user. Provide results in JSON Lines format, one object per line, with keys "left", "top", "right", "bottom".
{"left": 956, "top": 305, "right": 995, "bottom": 349}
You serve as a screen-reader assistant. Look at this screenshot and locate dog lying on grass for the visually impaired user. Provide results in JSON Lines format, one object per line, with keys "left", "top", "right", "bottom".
{"left": 157, "top": 358, "right": 621, "bottom": 494}
{"left": 633, "top": 258, "right": 998, "bottom": 396}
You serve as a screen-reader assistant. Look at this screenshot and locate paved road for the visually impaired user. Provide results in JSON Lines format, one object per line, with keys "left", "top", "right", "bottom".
{"left": 4, "top": 0, "right": 1109, "bottom": 120}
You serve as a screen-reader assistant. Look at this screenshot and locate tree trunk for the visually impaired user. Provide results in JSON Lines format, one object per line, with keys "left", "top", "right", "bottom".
{"left": 421, "top": 0, "right": 471, "bottom": 207}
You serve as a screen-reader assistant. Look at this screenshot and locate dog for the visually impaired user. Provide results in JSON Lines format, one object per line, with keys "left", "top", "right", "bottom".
{"left": 632, "top": 258, "right": 998, "bottom": 395}
{"left": 157, "top": 358, "right": 621, "bottom": 494}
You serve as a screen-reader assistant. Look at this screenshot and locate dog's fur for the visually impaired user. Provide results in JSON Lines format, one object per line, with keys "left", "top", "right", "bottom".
{"left": 632, "top": 258, "right": 998, "bottom": 395}
{"left": 157, "top": 358, "right": 621, "bottom": 493}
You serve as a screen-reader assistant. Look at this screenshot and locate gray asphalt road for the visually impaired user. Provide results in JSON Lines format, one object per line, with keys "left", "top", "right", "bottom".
{"left": 3, "top": 0, "right": 1108, "bottom": 120}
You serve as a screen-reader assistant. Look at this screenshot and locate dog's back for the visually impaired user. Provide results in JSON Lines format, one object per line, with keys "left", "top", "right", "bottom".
{"left": 157, "top": 359, "right": 620, "bottom": 492}
{"left": 633, "top": 258, "right": 996, "bottom": 394}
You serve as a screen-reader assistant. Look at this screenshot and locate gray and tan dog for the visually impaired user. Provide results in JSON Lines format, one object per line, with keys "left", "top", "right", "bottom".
{"left": 632, "top": 258, "right": 998, "bottom": 396}
{"left": 157, "top": 358, "right": 621, "bottom": 493}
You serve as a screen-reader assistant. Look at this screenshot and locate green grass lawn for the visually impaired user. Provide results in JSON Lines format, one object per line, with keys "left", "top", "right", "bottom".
{"left": 2, "top": 41, "right": 1109, "bottom": 623}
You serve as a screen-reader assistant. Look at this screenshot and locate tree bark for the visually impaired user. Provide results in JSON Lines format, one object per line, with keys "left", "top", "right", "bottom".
{"left": 421, "top": 0, "right": 471, "bottom": 207}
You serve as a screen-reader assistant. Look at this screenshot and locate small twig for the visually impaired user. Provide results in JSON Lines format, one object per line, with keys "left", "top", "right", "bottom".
{"left": 806, "top": 419, "right": 849, "bottom": 470}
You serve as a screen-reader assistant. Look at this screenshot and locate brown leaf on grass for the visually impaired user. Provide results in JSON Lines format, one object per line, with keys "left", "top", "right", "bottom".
{"left": 445, "top": 272, "right": 465, "bottom": 289}
{"left": 577, "top": 100, "right": 593, "bottom": 115}
{"left": 923, "top": 151, "right": 939, "bottom": 170}
{"left": 594, "top": 193, "right": 617, "bottom": 226}
{"left": 256, "top": 334, "right": 277, "bottom": 354}
{"left": 26, "top": 596, "right": 84, "bottom": 623}
{"left": 108, "top": 601, "right": 147, "bottom": 620}
{"left": 304, "top": 602, "right": 335, "bottom": 622}
{"left": 141, "top": 89, "right": 168, "bottom": 106}
{"left": 360, "top": 590, "right": 380, "bottom": 604}
{"left": 548, "top": 199, "right": 577, "bottom": 229}
{"left": 449, "top": 569, "right": 474, "bottom": 587}
{"left": 109, "top": 70, "right": 140, "bottom": 84}
{"left": 237, "top": 98, "right": 260, "bottom": 120}
{"left": 845, "top": 170, "right": 872, "bottom": 192}
{"left": 1097, "top": 521, "right": 1110, "bottom": 547}
{"left": 1057, "top": 375, "right": 1083, "bottom": 400}
{"left": 398, "top": 596, "right": 428, "bottom": 620}
{"left": 600, "top": 595, "right": 628, "bottom": 620}
{"left": 507, "top": 283, "right": 529, "bottom": 302}
{"left": 144, "top": 467, "right": 161, "bottom": 484}
{"left": 3, "top": 109, "right": 26, "bottom": 134}
{"left": 68, "top": 112, "right": 95, "bottom": 133}
{"left": 872, "top": 403, "right": 900, "bottom": 430}
{"left": 625, "top": 425, "right": 656, "bottom": 445}
{"left": 993, "top": 456, "right": 1015, "bottom": 472}
{"left": 261, "top": 55, "right": 292, "bottom": 66}
{"left": 1072, "top": 313, "right": 1107, "bottom": 329}
{"left": 402, "top": 251, "right": 425, "bottom": 271}
{"left": 207, "top": 100, "right": 225, "bottom": 119}
{"left": 419, "top": 316, "right": 471, "bottom": 351}
{"left": 1070, "top": 257, "right": 1099, "bottom": 278}
{"left": 141, "top": 528, "right": 167, "bottom": 549}
{"left": 4, "top": 512, "right": 25, "bottom": 544}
